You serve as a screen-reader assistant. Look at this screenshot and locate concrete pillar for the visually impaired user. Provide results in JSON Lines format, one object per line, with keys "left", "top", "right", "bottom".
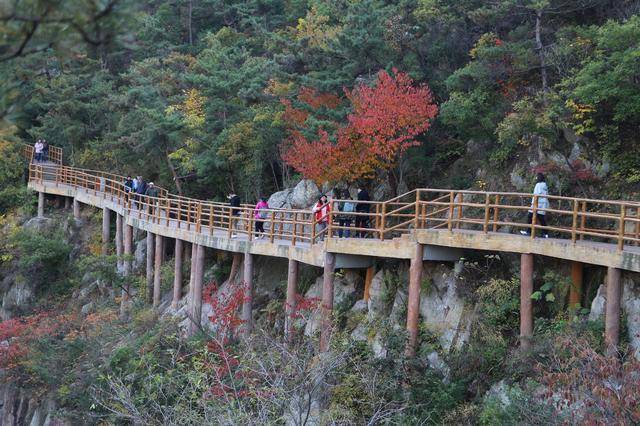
{"left": 405, "top": 244, "right": 424, "bottom": 357}
{"left": 285, "top": 258, "right": 299, "bottom": 344}
{"left": 188, "top": 244, "right": 205, "bottom": 336}
{"left": 320, "top": 252, "right": 336, "bottom": 352}
{"left": 101, "top": 207, "right": 110, "bottom": 255}
{"left": 241, "top": 252, "right": 254, "bottom": 334}
{"left": 153, "top": 234, "right": 164, "bottom": 307}
{"left": 569, "top": 261, "right": 583, "bottom": 308}
{"left": 172, "top": 239, "right": 184, "bottom": 309}
{"left": 73, "top": 198, "right": 80, "bottom": 220}
{"left": 37, "top": 192, "right": 45, "bottom": 217}
{"left": 120, "top": 224, "right": 133, "bottom": 319}
{"left": 520, "top": 253, "right": 534, "bottom": 350}
{"left": 188, "top": 242, "right": 197, "bottom": 308}
{"left": 115, "top": 214, "right": 123, "bottom": 271}
{"left": 605, "top": 267, "right": 622, "bottom": 356}
{"left": 146, "top": 232, "right": 155, "bottom": 304}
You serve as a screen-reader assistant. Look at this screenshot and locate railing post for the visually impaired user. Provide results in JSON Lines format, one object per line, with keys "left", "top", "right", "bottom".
{"left": 414, "top": 190, "right": 420, "bottom": 230}
{"left": 311, "top": 213, "right": 317, "bottom": 244}
{"left": 447, "top": 191, "right": 455, "bottom": 231}
{"left": 483, "top": 193, "right": 490, "bottom": 233}
{"left": 580, "top": 201, "right": 586, "bottom": 240}
{"left": 269, "top": 211, "right": 276, "bottom": 243}
{"left": 571, "top": 199, "right": 579, "bottom": 243}
{"left": 618, "top": 204, "right": 626, "bottom": 251}
{"left": 227, "top": 207, "right": 233, "bottom": 238}
{"left": 210, "top": 205, "right": 214, "bottom": 235}
{"left": 292, "top": 212, "right": 298, "bottom": 246}
{"left": 195, "top": 203, "right": 202, "bottom": 233}
{"left": 379, "top": 202, "right": 386, "bottom": 240}
{"left": 456, "top": 193, "right": 463, "bottom": 229}
{"left": 530, "top": 195, "right": 538, "bottom": 239}
{"left": 248, "top": 210, "right": 254, "bottom": 241}
{"left": 492, "top": 195, "right": 500, "bottom": 232}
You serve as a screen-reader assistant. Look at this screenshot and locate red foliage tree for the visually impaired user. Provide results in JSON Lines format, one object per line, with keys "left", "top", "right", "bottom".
{"left": 281, "top": 69, "right": 438, "bottom": 184}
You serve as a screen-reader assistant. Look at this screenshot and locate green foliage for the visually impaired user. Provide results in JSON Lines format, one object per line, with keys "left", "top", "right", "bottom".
{"left": 479, "top": 383, "right": 560, "bottom": 426}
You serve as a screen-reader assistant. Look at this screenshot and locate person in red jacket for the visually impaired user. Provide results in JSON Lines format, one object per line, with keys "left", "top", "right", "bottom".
{"left": 313, "top": 194, "right": 332, "bottom": 239}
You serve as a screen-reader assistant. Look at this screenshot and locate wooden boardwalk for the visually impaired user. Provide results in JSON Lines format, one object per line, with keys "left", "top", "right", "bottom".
{"left": 24, "top": 146, "right": 639, "bottom": 354}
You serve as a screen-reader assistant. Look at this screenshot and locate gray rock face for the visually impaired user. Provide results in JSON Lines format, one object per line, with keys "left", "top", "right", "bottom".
{"left": 622, "top": 276, "right": 640, "bottom": 360}
{"left": 589, "top": 284, "right": 606, "bottom": 322}
{"left": 419, "top": 264, "right": 470, "bottom": 352}
{"left": 304, "top": 272, "right": 358, "bottom": 337}
{"left": 1, "top": 280, "right": 35, "bottom": 321}
{"left": 268, "top": 179, "right": 320, "bottom": 210}
{"left": 367, "top": 269, "right": 391, "bottom": 319}
{"left": 133, "top": 238, "right": 147, "bottom": 272}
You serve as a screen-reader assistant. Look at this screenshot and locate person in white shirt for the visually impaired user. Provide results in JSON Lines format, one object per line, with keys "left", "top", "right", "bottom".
{"left": 520, "top": 172, "right": 549, "bottom": 238}
{"left": 34, "top": 140, "right": 44, "bottom": 162}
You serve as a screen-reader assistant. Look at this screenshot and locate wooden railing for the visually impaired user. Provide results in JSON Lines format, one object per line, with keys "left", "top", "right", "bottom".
{"left": 22, "top": 144, "right": 63, "bottom": 165}
{"left": 29, "top": 163, "right": 640, "bottom": 251}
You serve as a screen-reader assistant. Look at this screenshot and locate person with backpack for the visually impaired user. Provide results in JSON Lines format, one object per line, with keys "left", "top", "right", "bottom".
{"left": 313, "top": 194, "right": 332, "bottom": 239}
{"left": 228, "top": 193, "right": 242, "bottom": 238}
{"left": 338, "top": 191, "right": 355, "bottom": 238}
{"left": 254, "top": 197, "right": 269, "bottom": 239}
{"left": 520, "top": 172, "right": 550, "bottom": 238}
{"left": 355, "top": 187, "right": 371, "bottom": 237}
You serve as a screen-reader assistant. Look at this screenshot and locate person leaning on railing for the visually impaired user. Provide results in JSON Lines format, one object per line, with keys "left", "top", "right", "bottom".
{"left": 355, "top": 187, "right": 371, "bottom": 238}
{"left": 228, "top": 193, "right": 242, "bottom": 238}
{"left": 520, "top": 172, "right": 550, "bottom": 238}
{"left": 254, "top": 197, "right": 269, "bottom": 239}
{"left": 337, "top": 190, "right": 356, "bottom": 238}
{"left": 34, "top": 140, "right": 44, "bottom": 162}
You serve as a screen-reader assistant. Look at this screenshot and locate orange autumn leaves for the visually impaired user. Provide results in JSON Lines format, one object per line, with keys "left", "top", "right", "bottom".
{"left": 281, "top": 69, "right": 438, "bottom": 184}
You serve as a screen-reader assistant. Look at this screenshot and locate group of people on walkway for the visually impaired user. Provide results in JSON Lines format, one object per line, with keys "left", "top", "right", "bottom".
{"left": 123, "top": 176, "right": 159, "bottom": 210}
{"left": 33, "top": 139, "right": 49, "bottom": 162}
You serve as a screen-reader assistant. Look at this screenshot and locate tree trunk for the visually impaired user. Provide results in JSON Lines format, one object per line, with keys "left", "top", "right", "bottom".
{"left": 166, "top": 151, "right": 184, "bottom": 195}
{"left": 535, "top": 10, "right": 548, "bottom": 95}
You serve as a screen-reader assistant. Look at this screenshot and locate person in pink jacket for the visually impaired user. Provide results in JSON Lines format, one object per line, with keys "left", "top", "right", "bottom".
{"left": 254, "top": 197, "right": 269, "bottom": 239}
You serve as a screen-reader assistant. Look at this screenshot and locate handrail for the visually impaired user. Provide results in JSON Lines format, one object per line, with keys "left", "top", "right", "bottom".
{"left": 26, "top": 159, "right": 640, "bottom": 252}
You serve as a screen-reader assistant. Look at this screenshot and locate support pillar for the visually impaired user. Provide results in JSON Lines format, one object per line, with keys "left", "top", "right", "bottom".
{"left": 364, "top": 265, "right": 375, "bottom": 302}
{"left": 153, "top": 234, "right": 164, "bottom": 307}
{"left": 320, "top": 252, "right": 336, "bottom": 352}
{"left": 37, "top": 192, "right": 44, "bottom": 217}
{"left": 120, "top": 224, "right": 133, "bottom": 319}
{"left": 101, "top": 207, "right": 110, "bottom": 255}
{"left": 146, "top": 232, "right": 155, "bottom": 304}
{"left": 241, "top": 252, "right": 254, "bottom": 334}
{"left": 605, "top": 267, "right": 622, "bottom": 356}
{"left": 188, "top": 244, "right": 205, "bottom": 336}
{"left": 73, "top": 199, "right": 80, "bottom": 220}
{"left": 520, "top": 253, "right": 534, "bottom": 350}
{"left": 115, "top": 214, "right": 123, "bottom": 271}
{"left": 285, "top": 258, "right": 299, "bottom": 344}
{"left": 405, "top": 244, "right": 424, "bottom": 357}
{"left": 172, "top": 239, "right": 184, "bottom": 309}
{"left": 569, "top": 261, "right": 583, "bottom": 308}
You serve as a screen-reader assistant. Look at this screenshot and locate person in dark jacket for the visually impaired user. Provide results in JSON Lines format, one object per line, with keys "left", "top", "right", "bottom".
{"left": 228, "top": 193, "right": 242, "bottom": 238}
{"left": 355, "top": 188, "right": 371, "bottom": 237}
{"left": 124, "top": 176, "right": 134, "bottom": 193}
{"left": 144, "top": 182, "right": 159, "bottom": 217}
{"left": 42, "top": 140, "right": 49, "bottom": 162}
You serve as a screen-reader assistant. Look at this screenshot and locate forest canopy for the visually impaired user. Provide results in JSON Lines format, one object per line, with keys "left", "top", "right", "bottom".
{"left": 2, "top": 0, "right": 640, "bottom": 202}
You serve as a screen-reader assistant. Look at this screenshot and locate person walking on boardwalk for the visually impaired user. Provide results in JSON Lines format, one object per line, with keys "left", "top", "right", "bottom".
{"left": 254, "top": 197, "right": 269, "bottom": 239}
{"left": 228, "top": 193, "right": 242, "bottom": 238}
{"left": 355, "top": 187, "right": 371, "bottom": 237}
{"left": 338, "top": 191, "right": 355, "bottom": 238}
{"left": 124, "top": 176, "right": 134, "bottom": 193}
{"left": 42, "top": 140, "right": 49, "bottom": 162}
{"left": 520, "top": 172, "right": 549, "bottom": 238}
{"left": 34, "top": 140, "right": 44, "bottom": 162}
{"left": 313, "top": 194, "right": 332, "bottom": 239}
{"left": 145, "top": 182, "right": 160, "bottom": 217}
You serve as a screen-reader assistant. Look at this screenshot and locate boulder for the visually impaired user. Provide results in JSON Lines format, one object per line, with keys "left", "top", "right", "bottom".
{"left": 1, "top": 279, "right": 35, "bottom": 320}
{"left": 588, "top": 284, "right": 606, "bottom": 322}
{"left": 622, "top": 275, "right": 640, "bottom": 360}
{"left": 268, "top": 179, "right": 320, "bottom": 210}
{"left": 367, "top": 270, "right": 391, "bottom": 319}
{"left": 133, "top": 238, "right": 147, "bottom": 272}
{"left": 419, "top": 264, "right": 470, "bottom": 352}
{"left": 304, "top": 273, "right": 358, "bottom": 337}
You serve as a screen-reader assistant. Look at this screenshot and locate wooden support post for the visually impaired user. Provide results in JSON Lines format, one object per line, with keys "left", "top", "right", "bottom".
{"left": 102, "top": 207, "right": 110, "bottom": 255}
{"left": 241, "top": 252, "right": 254, "bottom": 334}
{"left": 37, "top": 192, "right": 45, "bottom": 217}
{"left": 188, "top": 244, "right": 205, "bottom": 336}
{"left": 605, "top": 267, "right": 622, "bottom": 357}
{"left": 569, "top": 261, "right": 583, "bottom": 308}
{"left": 320, "top": 252, "right": 336, "bottom": 352}
{"left": 405, "top": 244, "right": 424, "bottom": 357}
{"left": 73, "top": 198, "right": 80, "bottom": 220}
{"left": 172, "top": 239, "right": 184, "bottom": 309}
{"left": 364, "top": 266, "right": 375, "bottom": 302}
{"left": 120, "top": 224, "right": 133, "bottom": 319}
{"left": 146, "top": 232, "right": 155, "bottom": 304}
{"left": 153, "top": 234, "right": 164, "bottom": 307}
{"left": 520, "top": 253, "right": 534, "bottom": 350}
{"left": 285, "top": 258, "right": 299, "bottom": 344}
{"left": 115, "top": 214, "right": 123, "bottom": 271}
